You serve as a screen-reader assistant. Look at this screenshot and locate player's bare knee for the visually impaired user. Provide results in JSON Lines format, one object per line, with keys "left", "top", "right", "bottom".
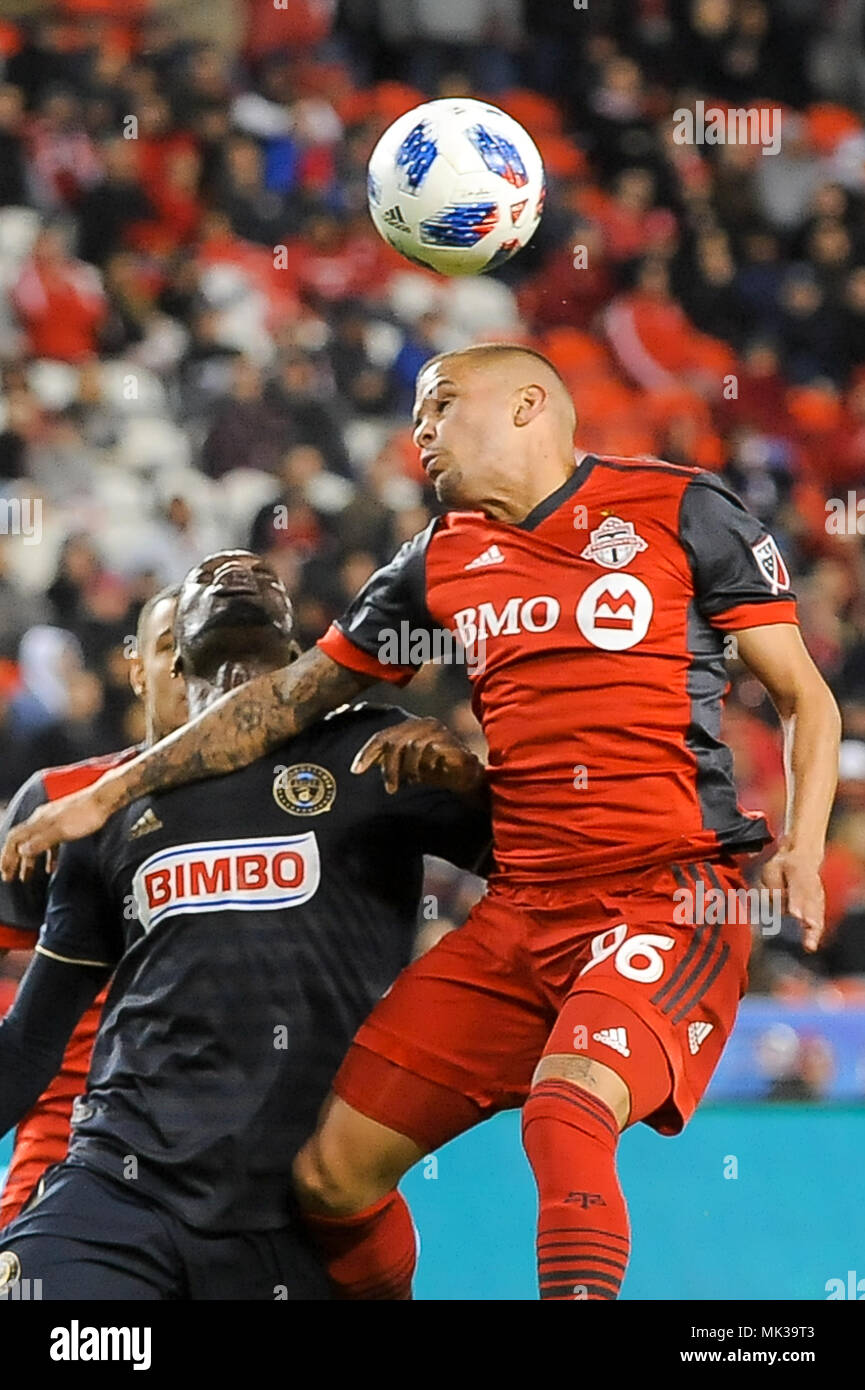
{"left": 532, "top": 1053, "right": 630, "bottom": 1130}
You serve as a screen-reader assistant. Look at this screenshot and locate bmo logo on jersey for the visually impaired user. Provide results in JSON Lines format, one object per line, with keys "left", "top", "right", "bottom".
{"left": 453, "top": 595, "right": 560, "bottom": 648}
{"left": 576, "top": 574, "right": 653, "bottom": 651}
{"left": 133, "top": 834, "right": 320, "bottom": 931}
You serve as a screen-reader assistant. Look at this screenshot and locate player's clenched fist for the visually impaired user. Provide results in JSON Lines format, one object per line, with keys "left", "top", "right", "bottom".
{"left": 351, "top": 716, "right": 486, "bottom": 799}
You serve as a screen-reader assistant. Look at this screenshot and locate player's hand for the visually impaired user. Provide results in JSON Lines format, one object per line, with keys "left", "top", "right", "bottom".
{"left": 350, "top": 717, "right": 487, "bottom": 798}
{"left": 760, "top": 841, "right": 826, "bottom": 954}
{"left": 0, "top": 784, "right": 113, "bottom": 882}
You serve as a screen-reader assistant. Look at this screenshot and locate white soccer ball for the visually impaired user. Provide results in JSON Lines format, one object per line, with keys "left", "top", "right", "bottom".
{"left": 367, "top": 98, "right": 546, "bottom": 277}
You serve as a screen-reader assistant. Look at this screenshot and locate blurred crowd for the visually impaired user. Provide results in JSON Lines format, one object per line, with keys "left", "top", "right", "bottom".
{"left": 0, "top": 0, "right": 863, "bottom": 1007}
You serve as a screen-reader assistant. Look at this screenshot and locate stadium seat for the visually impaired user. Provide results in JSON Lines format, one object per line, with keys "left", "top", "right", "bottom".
{"left": 442, "top": 277, "right": 522, "bottom": 337}
{"left": 27, "top": 360, "right": 80, "bottom": 411}
{"left": 215, "top": 467, "right": 285, "bottom": 539}
{"left": 99, "top": 361, "right": 166, "bottom": 416}
{"left": 364, "top": 320, "right": 404, "bottom": 369}
{"left": 118, "top": 417, "right": 191, "bottom": 474}
{"left": 387, "top": 272, "right": 445, "bottom": 325}
{"left": 497, "top": 89, "right": 563, "bottom": 136}
{"left": 152, "top": 467, "right": 219, "bottom": 520}
{"left": 0, "top": 207, "right": 40, "bottom": 264}
{"left": 344, "top": 419, "right": 401, "bottom": 472}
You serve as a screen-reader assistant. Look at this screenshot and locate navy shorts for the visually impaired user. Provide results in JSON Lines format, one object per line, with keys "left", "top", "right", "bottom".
{"left": 0, "top": 1161, "right": 332, "bottom": 1301}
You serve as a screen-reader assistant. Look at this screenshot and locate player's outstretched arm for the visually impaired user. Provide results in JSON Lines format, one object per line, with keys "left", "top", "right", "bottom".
{"left": 736, "top": 623, "right": 842, "bottom": 954}
{"left": 1, "top": 649, "right": 374, "bottom": 879}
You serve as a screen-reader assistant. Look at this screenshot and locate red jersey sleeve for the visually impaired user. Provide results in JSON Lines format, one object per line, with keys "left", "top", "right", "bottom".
{"left": 0, "top": 748, "right": 139, "bottom": 952}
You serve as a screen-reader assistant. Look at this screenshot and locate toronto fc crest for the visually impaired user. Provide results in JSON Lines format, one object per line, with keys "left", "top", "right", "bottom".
{"left": 581, "top": 516, "right": 649, "bottom": 570}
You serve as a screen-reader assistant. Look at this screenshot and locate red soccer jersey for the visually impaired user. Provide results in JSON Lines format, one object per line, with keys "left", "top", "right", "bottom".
{"left": 318, "top": 455, "right": 797, "bottom": 885}
{"left": 0, "top": 747, "right": 138, "bottom": 1226}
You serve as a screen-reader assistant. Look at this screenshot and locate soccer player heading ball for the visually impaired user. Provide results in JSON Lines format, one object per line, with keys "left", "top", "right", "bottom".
{"left": 2, "top": 345, "right": 841, "bottom": 1300}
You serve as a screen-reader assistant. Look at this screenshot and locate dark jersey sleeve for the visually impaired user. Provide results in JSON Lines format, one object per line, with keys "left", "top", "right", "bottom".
{"left": 35, "top": 835, "right": 124, "bottom": 970}
{"left": 317, "top": 521, "right": 440, "bottom": 687}
{"left": 344, "top": 705, "right": 493, "bottom": 875}
{"left": 391, "top": 781, "right": 493, "bottom": 876}
{"left": 0, "top": 771, "right": 50, "bottom": 948}
{"left": 679, "top": 473, "right": 798, "bottom": 632}
{"left": 0, "top": 950, "right": 107, "bottom": 1137}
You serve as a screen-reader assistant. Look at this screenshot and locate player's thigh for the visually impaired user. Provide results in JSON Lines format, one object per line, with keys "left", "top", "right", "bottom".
{"left": 0, "top": 1163, "right": 182, "bottom": 1300}
{"left": 553, "top": 877, "right": 751, "bottom": 1132}
{"left": 330, "top": 899, "right": 550, "bottom": 1155}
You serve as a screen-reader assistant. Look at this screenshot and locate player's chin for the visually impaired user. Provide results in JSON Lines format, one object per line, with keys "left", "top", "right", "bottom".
{"left": 433, "top": 468, "right": 464, "bottom": 507}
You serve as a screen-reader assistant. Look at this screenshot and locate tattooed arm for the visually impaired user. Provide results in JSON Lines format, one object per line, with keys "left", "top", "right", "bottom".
{"left": 1, "top": 650, "right": 373, "bottom": 876}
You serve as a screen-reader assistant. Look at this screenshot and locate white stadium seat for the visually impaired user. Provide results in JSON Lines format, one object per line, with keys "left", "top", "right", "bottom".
{"left": 118, "top": 417, "right": 191, "bottom": 473}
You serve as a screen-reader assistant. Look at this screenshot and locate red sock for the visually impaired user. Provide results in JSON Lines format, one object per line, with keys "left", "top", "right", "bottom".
{"left": 522, "top": 1080, "right": 629, "bottom": 1301}
{"left": 302, "top": 1190, "right": 417, "bottom": 1300}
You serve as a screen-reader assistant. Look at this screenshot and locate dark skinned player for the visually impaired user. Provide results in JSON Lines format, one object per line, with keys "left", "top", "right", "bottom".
{"left": 0, "top": 551, "right": 489, "bottom": 1299}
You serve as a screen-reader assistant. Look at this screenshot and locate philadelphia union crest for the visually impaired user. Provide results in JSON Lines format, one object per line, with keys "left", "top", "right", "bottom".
{"left": 581, "top": 516, "right": 648, "bottom": 569}
{"left": 273, "top": 764, "right": 336, "bottom": 817}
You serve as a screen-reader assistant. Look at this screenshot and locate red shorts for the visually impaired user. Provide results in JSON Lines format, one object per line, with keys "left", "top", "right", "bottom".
{"left": 334, "top": 859, "right": 752, "bottom": 1151}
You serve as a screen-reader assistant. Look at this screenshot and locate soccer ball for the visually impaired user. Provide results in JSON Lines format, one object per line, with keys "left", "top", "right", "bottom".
{"left": 367, "top": 98, "right": 546, "bottom": 276}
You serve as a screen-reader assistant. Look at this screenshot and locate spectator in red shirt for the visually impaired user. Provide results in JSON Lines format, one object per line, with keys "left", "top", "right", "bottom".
{"left": 603, "top": 258, "right": 705, "bottom": 390}
{"left": 517, "top": 222, "right": 615, "bottom": 331}
{"left": 288, "top": 211, "right": 397, "bottom": 309}
{"left": 133, "top": 144, "right": 203, "bottom": 258}
{"left": 133, "top": 92, "right": 198, "bottom": 192}
{"left": 27, "top": 87, "right": 101, "bottom": 210}
{"left": 578, "top": 167, "right": 675, "bottom": 268}
{"left": 13, "top": 223, "right": 106, "bottom": 361}
{"left": 245, "top": 0, "right": 336, "bottom": 58}
{"left": 722, "top": 340, "right": 791, "bottom": 439}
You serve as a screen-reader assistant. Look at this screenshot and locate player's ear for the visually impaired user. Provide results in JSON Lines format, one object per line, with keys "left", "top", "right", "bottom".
{"left": 513, "top": 383, "right": 546, "bottom": 427}
{"left": 128, "top": 652, "right": 145, "bottom": 699}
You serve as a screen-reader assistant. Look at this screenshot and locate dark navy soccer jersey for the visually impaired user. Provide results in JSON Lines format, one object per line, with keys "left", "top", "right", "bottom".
{"left": 36, "top": 704, "right": 491, "bottom": 1233}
